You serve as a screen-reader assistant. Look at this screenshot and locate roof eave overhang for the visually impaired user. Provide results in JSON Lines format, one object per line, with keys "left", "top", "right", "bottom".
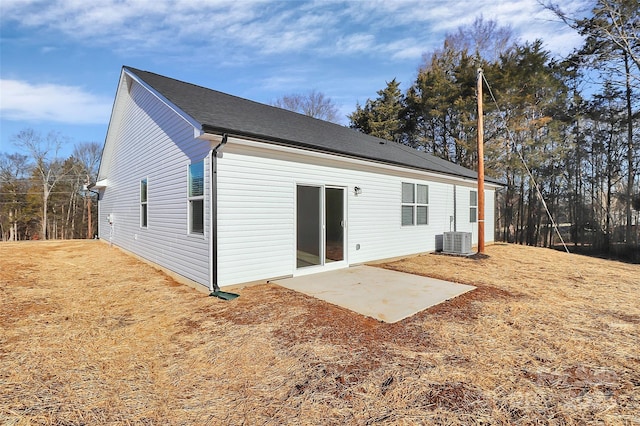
{"left": 92, "top": 179, "right": 108, "bottom": 189}
{"left": 201, "top": 126, "right": 504, "bottom": 188}
{"left": 124, "top": 68, "right": 205, "bottom": 140}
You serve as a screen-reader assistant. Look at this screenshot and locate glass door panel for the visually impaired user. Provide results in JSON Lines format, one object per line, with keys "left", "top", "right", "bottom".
{"left": 325, "top": 187, "right": 344, "bottom": 263}
{"left": 296, "top": 185, "right": 321, "bottom": 268}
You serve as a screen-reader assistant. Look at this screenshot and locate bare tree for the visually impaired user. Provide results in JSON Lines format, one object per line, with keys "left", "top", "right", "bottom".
{"left": 544, "top": 0, "right": 639, "bottom": 77}
{"left": 72, "top": 142, "right": 102, "bottom": 238}
{"left": 445, "top": 16, "right": 515, "bottom": 64}
{"left": 12, "top": 129, "right": 67, "bottom": 240}
{"left": 272, "top": 90, "right": 341, "bottom": 123}
{"left": 0, "top": 153, "right": 31, "bottom": 240}
{"left": 543, "top": 0, "right": 639, "bottom": 245}
{"left": 73, "top": 142, "right": 102, "bottom": 180}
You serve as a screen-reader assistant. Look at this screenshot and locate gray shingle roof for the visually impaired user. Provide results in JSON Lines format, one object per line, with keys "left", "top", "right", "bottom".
{"left": 125, "top": 66, "right": 501, "bottom": 184}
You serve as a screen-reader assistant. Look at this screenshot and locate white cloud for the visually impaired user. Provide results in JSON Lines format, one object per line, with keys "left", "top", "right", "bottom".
{"left": 336, "top": 33, "right": 376, "bottom": 54}
{"left": 0, "top": 0, "right": 593, "bottom": 62}
{"left": 0, "top": 79, "right": 112, "bottom": 124}
{"left": 384, "top": 38, "right": 426, "bottom": 61}
{"left": 1, "top": 0, "right": 324, "bottom": 55}
{"left": 259, "top": 74, "right": 309, "bottom": 92}
{"left": 339, "top": 0, "right": 591, "bottom": 57}
{"left": 40, "top": 46, "right": 58, "bottom": 53}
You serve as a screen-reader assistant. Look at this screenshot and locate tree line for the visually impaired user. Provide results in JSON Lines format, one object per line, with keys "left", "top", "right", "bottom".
{"left": 346, "top": 2, "right": 639, "bottom": 260}
{"left": 2, "top": 0, "right": 637, "bottom": 262}
{"left": 0, "top": 130, "right": 100, "bottom": 241}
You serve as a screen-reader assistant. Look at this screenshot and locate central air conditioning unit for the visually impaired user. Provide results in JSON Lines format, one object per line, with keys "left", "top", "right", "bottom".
{"left": 443, "top": 232, "right": 473, "bottom": 255}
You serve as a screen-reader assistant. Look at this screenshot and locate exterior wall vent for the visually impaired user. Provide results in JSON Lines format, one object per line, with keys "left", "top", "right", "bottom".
{"left": 443, "top": 232, "right": 473, "bottom": 254}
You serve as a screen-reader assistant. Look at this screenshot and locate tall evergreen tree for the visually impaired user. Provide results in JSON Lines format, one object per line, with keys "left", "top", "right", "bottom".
{"left": 406, "top": 18, "right": 515, "bottom": 166}
{"left": 546, "top": 0, "right": 639, "bottom": 246}
{"left": 493, "top": 41, "right": 571, "bottom": 245}
{"left": 349, "top": 79, "right": 404, "bottom": 142}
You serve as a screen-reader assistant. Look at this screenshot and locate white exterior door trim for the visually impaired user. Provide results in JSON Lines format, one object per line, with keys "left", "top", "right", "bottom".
{"left": 294, "top": 182, "right": 348, "bottom": 276}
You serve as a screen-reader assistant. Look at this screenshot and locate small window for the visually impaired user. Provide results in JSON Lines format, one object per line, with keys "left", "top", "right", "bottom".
{"left": 470, "top": 190, "right": 478, "bottom": 223}
{"left": 140, "top": 178, "right": 148, "bottom": 228}
{"left": 401, "top": 182, "right": 429, "bottom": 226}
{"left": 401, "top": 183, "right": 415, "bottom": 226}
{"left": 416, "top": 184, "right": 429, "bottom": 225}
{"left": 188, "top": 161, "right": 204, "bottom": 234}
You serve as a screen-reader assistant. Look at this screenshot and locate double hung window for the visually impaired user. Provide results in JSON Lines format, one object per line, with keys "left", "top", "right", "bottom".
{"left": 140, "top": 178, "right": 148, "bottom": 228}
{"left": 401, "top": 183, "right": 429, "bottom": 226}
{"left": 470, "top": 190, "right": 478, "bottom": 223}
{"left": 188, "top": 161, "right": 204, "bottom": 234}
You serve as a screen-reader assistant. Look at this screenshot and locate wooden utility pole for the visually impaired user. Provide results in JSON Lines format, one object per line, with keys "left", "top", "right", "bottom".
{"left": 477, "top": 68, "right": 485, "bottom": 254}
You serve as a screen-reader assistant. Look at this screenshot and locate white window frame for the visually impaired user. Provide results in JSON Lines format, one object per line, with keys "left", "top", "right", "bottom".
{"left": 140, "top": 178, "right": 148, "bottom": 228}
{"left": 401, "top": 182, "right": 429, "bottom": 226}
{"left": 188, "top": 161, "right": 205, "bottom": 235}
{"left": 470, "top": 190, "right": 478, "bottom": 223}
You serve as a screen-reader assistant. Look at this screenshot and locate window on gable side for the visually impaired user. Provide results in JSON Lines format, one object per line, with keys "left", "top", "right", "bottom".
{"left": 188, "top": 161, "right": 204, "bottom": 234}
{"left": 140, "top": 178, "right": 148, "bottom": 228}
{"left": 470, "top": 190, "right": 478, "bottom": 223}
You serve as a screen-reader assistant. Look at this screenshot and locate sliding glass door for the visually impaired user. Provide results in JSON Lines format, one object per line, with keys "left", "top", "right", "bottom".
{"left": 296, "top": 185, "right": 345, "bottom": 270}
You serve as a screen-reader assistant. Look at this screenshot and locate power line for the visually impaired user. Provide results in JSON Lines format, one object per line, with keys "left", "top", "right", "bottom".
{"left": 1, "top": 175, "right": 97, "bottom": 180}
{"left": 0, "top": 191, "right": 96, "bottom": 195}
{"left": 481, "top": 73, "right": 571, "bottom": 255}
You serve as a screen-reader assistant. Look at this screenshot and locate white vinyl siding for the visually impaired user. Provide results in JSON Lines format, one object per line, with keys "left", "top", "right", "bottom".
{"left": 97, "top": 76, "right": 211, "bottom": 286}
{"left": 215, "top": 142, "right": 470, "bottom": 286}
{"left": 484, "top": 189, "right": 495, "bottom": 241}
{"left": 454, "top": 187, "right": 496, "bottom": 245}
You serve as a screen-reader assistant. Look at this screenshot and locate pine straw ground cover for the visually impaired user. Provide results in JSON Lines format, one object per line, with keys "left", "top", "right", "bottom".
{"left": 0, "top": 241, "right": 638, "bottom": 425}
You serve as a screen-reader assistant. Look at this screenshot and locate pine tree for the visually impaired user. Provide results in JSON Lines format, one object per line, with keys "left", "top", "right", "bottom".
{"left": 349, "top": 79, "right": 404, "bottom": 142}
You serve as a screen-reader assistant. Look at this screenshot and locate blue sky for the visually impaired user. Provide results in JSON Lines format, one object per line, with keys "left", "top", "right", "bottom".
{"left": 0, "top": 0, "right": 591, "bottom": 158}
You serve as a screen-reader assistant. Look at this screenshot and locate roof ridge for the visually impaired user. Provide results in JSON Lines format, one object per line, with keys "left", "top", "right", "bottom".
{"left": 122, "top": 66, "right": 504, "bottom": 185}
{"left": 123, "top": 65, "right": 343, "bottom": 128}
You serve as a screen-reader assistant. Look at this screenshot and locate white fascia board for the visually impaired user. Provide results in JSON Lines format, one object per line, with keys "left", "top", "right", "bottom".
{"left": 94, "top": 179, "right": 108, "bottom": 188}
{"left": 97, "top": 70, "right": 132, "bottom": 182}
{"left": 98, "top": 69, "right": 208, "bottom": 181}
{"left": 224, "top": 135, "right": 503, "bottom": 189}
{"left": 123, "top": 69, "right": 203, "bottom": 136}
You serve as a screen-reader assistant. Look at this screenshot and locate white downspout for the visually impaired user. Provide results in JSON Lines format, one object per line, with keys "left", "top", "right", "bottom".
{"left": 208, "top": 148, "right": 215, "bottom": 292}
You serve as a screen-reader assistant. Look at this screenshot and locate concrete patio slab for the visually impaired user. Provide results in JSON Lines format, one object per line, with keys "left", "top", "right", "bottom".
{"left": 273, "top": 265, "right": 475, "bottom": 323}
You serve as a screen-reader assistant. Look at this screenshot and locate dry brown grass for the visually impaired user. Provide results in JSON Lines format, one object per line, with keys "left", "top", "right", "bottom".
{"left": 0, "top": 240, "right": 638, "bottom": 425}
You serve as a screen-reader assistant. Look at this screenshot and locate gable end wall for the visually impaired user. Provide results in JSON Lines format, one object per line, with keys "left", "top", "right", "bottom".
{"left": 98, "top": 79, "right": 211, "bottom": 287}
